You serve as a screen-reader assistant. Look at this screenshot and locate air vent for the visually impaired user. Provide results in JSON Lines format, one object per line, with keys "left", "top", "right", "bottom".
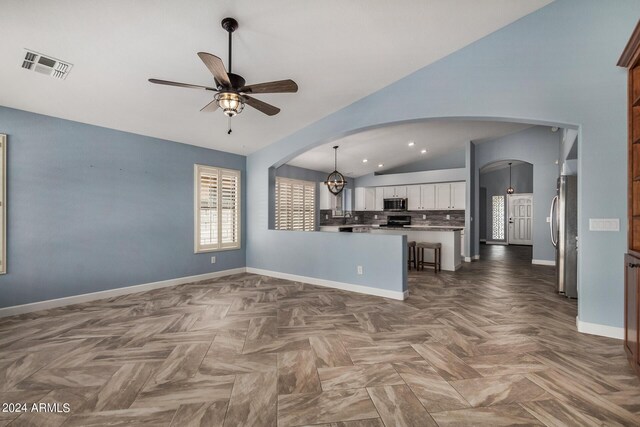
{"left": 21, "top": 49, "right": 72, "bottom": 80}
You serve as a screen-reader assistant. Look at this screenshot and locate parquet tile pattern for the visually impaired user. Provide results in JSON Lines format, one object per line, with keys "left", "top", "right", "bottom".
{"left": 1, "top": 245, "right": 639, "bottom": 426}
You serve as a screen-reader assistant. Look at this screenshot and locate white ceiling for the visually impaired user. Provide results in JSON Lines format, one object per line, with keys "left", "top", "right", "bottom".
{"left": 0, "top": 0, "right": 552, "bottom": 155}
{"left": 287, "top": 120, "right": 533, "bottom": 177}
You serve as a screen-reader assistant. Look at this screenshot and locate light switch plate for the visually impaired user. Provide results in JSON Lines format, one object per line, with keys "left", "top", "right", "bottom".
{"left": 589, "top": 218, "right": 619, "bottom": 231}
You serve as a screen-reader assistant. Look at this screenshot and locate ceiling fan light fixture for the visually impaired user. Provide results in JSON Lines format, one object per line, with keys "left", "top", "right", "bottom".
{"left": 216, "top": 92, "right": 244, "bottom": 117}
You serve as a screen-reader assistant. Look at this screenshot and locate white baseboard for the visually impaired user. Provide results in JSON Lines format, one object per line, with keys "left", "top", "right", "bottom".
{"left": 576, "top": 316, "right": 624, "bottom": 340}
{"left": 246, "top": 267, "right": 406, "bottom": 301}
{"left": 464, "top": 257, "right": 472, "bottom": 262}
{"left": 480, "top": 239, "right": 487, "bottom": 243}
{"left": 0, "top": 268, "right": 247, "bottom": 318}
{"left": 486, "top": 241, "right": 508, "bottom": 245}
{"left": 532, "top": 259, "right": 556, "bottom": 266}
{"left": 472, "top": 255, "right": 480, "bottom": 260}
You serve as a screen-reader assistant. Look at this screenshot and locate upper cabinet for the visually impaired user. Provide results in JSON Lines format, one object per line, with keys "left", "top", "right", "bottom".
{"left": 352, "top": 181, "right": 465, "bottom": 211}
{"left": 375, "top": 187, "right": 384, "bottom": 210}
{"left": 435, "top": 182, "right": 466, "bottom": 210}
{"left": 319, "top": 183, "right": 332, "bottom": 210}
{"left": 407, "top": 184, "right": 436, "bottom": 210}
{"left": 355, "top": 187, "right": 376, "bottom": 211}
{"left": 382, "top": 186, "right": 406, "bottom": 198}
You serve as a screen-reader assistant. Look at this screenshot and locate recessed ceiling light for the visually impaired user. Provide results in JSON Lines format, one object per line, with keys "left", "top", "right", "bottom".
{"left": 421, "top": 149, "right": 427, "bottom": 154}
{"left": 408, "top": 141, "right": 415, "bottom": 147}
{"left": 378, "top": 163, "right": 384, "bottom": 168}
{"left": 362, "top": 158, "right": 368, "bottom": 163}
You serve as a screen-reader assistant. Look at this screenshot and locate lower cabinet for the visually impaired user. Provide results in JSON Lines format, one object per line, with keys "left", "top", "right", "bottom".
{"left": 626, "top": 253, "right": 640, "bottom": 373}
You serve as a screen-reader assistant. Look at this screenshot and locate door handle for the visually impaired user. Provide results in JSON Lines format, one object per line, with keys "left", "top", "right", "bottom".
{"left": 629, "top": 263, "right": 640, "bottom": 268}
{"left": 549, "top": 195, "right": 558, "bottom": 248}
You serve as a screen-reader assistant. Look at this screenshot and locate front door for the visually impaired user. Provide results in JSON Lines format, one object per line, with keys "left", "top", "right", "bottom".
{"left": 508, "top": 193, "right": 533, "bottom": 245}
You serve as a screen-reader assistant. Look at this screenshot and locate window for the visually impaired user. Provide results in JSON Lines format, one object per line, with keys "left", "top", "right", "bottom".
{"left": 492, "top": 195, "right": 505, "bottom": 240}
{"left": 194, "top": 165, "right": 240, "bottom": 252}
{"left": 275, "top": 177, "right": 315, "bottom": 231}
{"left": 0, "top": 135, "right": 5, "bottom": 274}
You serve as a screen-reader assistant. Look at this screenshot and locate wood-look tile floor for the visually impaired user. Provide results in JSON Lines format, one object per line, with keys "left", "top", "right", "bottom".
{"left": 1, "top": 245, "right": 639, "bottom": 426}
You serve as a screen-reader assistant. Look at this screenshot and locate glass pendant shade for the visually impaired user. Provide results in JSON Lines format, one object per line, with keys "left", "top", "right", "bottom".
{"left": 216, "top": 92, "right": 244, "bottom": 117}
{"left": 325, "top": 146, "right": 347, "bottom": 195}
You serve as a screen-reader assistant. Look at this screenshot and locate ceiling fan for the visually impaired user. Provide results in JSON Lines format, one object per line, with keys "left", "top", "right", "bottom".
{"left": 148, "top": 17, "right": 298, "bottom": 133}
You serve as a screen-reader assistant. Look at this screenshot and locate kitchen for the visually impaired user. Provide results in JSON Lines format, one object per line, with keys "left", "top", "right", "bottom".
{"left": 318, "top": 181, "right": 466, "bottom": 271}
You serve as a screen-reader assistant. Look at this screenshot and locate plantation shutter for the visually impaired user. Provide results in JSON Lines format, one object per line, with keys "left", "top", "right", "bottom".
{"left": 275, "top": 177, "right": 315, "bottom": 231}
{"left": 220, "top": 170, "right": 240, "bottom": 248}
{"left": 195, "top": 165, "right": 241, "bottom": 252}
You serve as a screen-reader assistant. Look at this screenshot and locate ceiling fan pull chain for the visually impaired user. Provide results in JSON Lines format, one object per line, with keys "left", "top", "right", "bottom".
{"left": 227, "top": 116, "right": 232, "bottom": 135}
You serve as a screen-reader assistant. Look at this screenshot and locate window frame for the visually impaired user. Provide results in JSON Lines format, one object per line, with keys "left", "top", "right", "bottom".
{"left": 194, "top": 164, "right": 241, "bottom": 253}
{"left": 275, "top": 176, "right": 316, "bottom": 232}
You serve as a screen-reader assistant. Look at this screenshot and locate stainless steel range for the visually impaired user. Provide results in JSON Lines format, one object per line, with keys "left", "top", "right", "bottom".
{"left": 380, "top": 215, "right": 411, "bottom": 228}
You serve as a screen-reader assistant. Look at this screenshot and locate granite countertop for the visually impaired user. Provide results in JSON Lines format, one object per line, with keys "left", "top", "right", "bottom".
{"left": 332, "top": 225, "right": 464, "bottom": 232}
{"left": 376, "top": 226, "right": 464, "bottom": 232}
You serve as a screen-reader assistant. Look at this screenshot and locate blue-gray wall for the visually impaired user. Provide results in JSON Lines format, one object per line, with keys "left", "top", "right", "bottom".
{"left": 474, "top": 127, "right": 560, "bottom": 261}
{"left": 480, "top": 162, "right": 534, "bottom": 243}
{"left": 246, "top": 0, "right": 638, "bottom": 329}
{"left": 0, "top": 107, "right": 246, "bottom": 308}
{"left": 382, "top": 148, "right": 466, "bottom": 174}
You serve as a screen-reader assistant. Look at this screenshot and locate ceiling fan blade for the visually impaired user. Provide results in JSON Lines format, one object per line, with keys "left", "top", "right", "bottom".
{"left": 200, "top": 99, "right": 218, "bottom": 112}
{"left": 149, "top": 78, "right": 217, "bottom": 91}
{"left": 197, "top": 52, "right": 231, "bottom": 87}
{"left": 241, "top": 79, "right": 298, "bottom": 94}
{"left": 243, "top": 95, "right": 280, "bottom": 116}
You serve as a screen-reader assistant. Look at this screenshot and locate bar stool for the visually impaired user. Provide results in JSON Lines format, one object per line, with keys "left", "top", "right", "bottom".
{"left": 407, "top": 241, "right": 417, "bottom": 270}
{"left": 417, "top": 242, "right": 441, "bottom": 273}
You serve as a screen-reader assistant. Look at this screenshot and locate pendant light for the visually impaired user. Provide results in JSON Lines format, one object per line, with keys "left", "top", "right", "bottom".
{"left": 325, "top": 146, "right": 347, "bottom": 195}
{"left": 506, "top": 162, "right": 515, "bottom": 194}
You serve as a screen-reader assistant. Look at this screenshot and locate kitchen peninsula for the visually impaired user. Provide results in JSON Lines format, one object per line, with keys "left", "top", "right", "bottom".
{"left": 320, "top": 214, "right": 463, "bottom": 271}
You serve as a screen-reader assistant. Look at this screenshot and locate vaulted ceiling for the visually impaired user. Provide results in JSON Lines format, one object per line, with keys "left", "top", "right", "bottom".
{"left": 0, "top": 0, "right": 552, "bottom": 155}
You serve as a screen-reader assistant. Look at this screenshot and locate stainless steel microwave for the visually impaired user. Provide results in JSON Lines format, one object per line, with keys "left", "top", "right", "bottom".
{"left": 383, "top": 198, "right": 408, "bottom": 211}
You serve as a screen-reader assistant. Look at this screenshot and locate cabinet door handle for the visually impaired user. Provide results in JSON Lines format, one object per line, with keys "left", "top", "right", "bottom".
{"left": 628, "top": 263, "right": 640, "bottom": 268}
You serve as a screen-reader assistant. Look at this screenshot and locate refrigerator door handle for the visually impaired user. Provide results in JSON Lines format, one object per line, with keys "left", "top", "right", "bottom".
{"left": 549, "top": 195, "right": 559, "bottom": 248}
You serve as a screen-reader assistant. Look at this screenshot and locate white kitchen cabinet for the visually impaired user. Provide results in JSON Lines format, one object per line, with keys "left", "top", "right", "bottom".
{"left": 407, "top": 184, "right": 436, "bottom": 210}
{"left": 421, "top": 184, "right": 436, "bottom": 210}
{"left": 451, "top": 182, "right": 466, "bottom": 210}
{"left": 435, "top": 183, "right": 451, "bottom": 209}
{"left": 375, "top": 187, "right": 384, "bottom": 210}
{"left": 382, "top": 186, "right": 395, "bottom": 199}
{"left": 382, "top": 186, "right": 407, "bottom": 199}
{"left": 354, "top": 187, "right": 376, "bottom": 211}
{"left": 364, "top": 188, "right": 376, "bottom": 210}
{"left": 319, "top": 183, "right": 332, "bottom": 209}
{"left": 355, "top": 187, "right": 365, "bottom": 211}
{"left": 407, "top": 185, "right": 421, "bottom": 210}
{"left": 435, "top": 182, "right": 466, "bottom": 210}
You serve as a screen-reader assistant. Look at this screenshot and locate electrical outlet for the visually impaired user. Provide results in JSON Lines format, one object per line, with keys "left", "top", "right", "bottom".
{"left": 446, "top": 214, "right": 450, "bottom": 220}
{"left": 422, "top": 214, "right": 426, "bottom": 220}
{"left": 325, "top": 214, "right": 329, "bottom": 219}
{"left": 357, "top": 265, "right": 363, "bottom": 275}
{"left": 374, "top": 215, "right": 378, "bottom": 219}
{"left": 546, "top": 217, "right": 551, "bottom": 223}
{"left": 355, "top": 216, "right": 359, "bottom": 221}
{"left": 211, "top": 256, "right": 216, "bottom": 264}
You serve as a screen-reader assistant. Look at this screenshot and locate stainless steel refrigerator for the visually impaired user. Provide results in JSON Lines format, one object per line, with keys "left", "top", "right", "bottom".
{"left": 549, "top": 175, "right": 578, "bottom": 298}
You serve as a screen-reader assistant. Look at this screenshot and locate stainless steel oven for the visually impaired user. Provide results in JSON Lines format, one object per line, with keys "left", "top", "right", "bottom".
{"left": 383, "top": 198, "right": 408, "bottom": 211}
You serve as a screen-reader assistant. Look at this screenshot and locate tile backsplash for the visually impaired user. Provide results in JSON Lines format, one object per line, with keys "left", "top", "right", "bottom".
{"left": 320, "top": 209, "right": 465, "bottom": 227}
